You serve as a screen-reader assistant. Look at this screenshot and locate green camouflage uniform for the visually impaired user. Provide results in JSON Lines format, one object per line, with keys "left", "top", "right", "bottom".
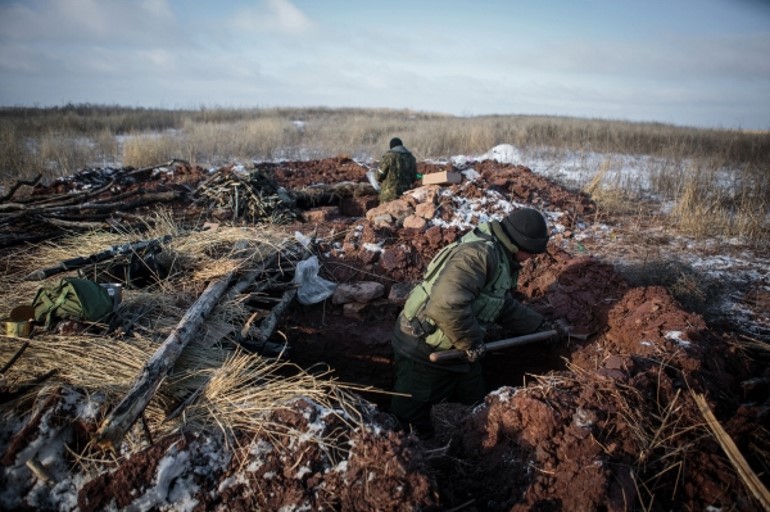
{"left": 390, "top": 221, "right": 546, "bottom": 436}
{"left": 377, "top": 145, "right": 417, "bottom": 202}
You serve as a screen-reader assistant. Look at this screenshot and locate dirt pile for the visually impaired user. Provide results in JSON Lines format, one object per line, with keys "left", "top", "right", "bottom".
{"left": 1, "top": 156, "right": 768, "bottom": 511}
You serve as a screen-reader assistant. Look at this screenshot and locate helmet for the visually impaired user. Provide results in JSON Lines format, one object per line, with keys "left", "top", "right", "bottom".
{"left": 501, "top": 208, "right": 549, "bottom": 253}
{"left": 389, "top": 137, "right": 403, "bottom": 149}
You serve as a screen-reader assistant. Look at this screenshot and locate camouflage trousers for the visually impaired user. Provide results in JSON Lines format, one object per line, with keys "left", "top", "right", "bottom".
{"left": 390, "top": 351, "right": 484, "bottom": 438}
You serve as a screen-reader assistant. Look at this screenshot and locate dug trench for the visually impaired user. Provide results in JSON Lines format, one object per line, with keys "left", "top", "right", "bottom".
{"left": 276, "top": 243, "right": 755, "bottom": 510}
{"left": 253, "top": 159, "right": 768, "bottom": 510}
{"left": 2, "top": 156, "right": 768, "bottom": 511}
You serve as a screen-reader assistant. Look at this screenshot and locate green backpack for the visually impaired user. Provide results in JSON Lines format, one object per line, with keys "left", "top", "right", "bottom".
{"left": 32, "top": 277, "right": 114, "bottom": 329}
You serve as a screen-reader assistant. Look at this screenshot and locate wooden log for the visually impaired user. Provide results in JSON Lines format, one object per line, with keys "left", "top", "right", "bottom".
{"left": 6, "top": 178, "right": 116, "bottom": 208}
{"left": 251, "top": 287, "right": 297, "bottom": 343}
{"left": 95, "top": 272, "right": 234, "bottom": 451}
{"left": 37, "top": 217, "right": 108, "bottom": 230}
{"left": 0, "top": 190, "right": 181, "bottom": 217}
{"left": 0, "top": 341, "right": 29, "bottom": 374}
{"left": 0, "top": 233, "right": 53, "bottom": 249}
{"left": 222, "top": 253, "right": 279, "bottom": 301}
{"left": 0, "top": 174, "right": 42, "bottom": 202}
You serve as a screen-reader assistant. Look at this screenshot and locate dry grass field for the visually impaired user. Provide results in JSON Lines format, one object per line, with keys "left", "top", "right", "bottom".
{"left": 2, "top": 105, "right": 768, "bottom": 245}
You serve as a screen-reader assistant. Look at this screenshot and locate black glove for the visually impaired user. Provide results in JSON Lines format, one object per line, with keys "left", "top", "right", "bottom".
{"left": 542, "top": 319, "right": 570, "bottom": 345}
{"left": 554, "top": 319, "right": 570, "bottom": 337}
{"left": 465, "top": 342, "right": 486, "bottom": 362}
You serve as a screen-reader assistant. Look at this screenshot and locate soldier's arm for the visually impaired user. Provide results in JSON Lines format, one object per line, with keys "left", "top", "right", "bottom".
{"left": 498, "top": 294, "right": 545, "bottom": 335}
{"left": 377, "top": 154, "right": 392, "bottom": 183}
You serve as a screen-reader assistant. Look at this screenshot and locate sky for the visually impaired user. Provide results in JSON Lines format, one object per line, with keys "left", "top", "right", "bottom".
{"left": 0, "top": 0, "right": 769, "bottom": 130}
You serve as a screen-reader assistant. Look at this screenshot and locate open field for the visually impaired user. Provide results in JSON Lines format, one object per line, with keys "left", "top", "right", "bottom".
{"left": 2, "top": 105, "right": 768, "bottom": 244}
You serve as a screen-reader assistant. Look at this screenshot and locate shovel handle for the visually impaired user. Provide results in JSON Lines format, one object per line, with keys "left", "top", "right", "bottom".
{"left": 428, "top": 330, "right": 557, "bottom": 363}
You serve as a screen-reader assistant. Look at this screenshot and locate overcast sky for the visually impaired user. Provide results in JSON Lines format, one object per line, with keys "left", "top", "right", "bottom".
{"left": 1, "top": 0, "right": 768, "bottom": 130}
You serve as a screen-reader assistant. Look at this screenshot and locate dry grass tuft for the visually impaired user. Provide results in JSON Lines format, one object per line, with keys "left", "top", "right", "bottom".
{"left": 183, "top": 352, "right": 368, "bottom": 436}
{"left": 122, "top": 131, "right": 186, "bottom": 168}
{"left": 0, "top": 217, "right": 380, "bottom": 462}
{"left": 582, "top": 161, "right": 639, "bottom": 216}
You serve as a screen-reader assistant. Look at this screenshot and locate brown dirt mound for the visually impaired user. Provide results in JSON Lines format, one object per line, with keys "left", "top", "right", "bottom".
{"left": 78, "top": 399, "right": 437, "bottom": 512}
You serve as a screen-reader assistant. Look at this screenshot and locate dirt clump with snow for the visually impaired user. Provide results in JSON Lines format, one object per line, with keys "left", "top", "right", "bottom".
{"left": 1, "top": 155, "right": 768, "bottom": 511}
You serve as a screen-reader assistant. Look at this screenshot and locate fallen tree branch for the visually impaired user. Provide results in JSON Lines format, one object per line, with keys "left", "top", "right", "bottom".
{"left": 0, "top": 190, "right": 182, "bottom": 218}
{"left": 96, "top": 271, "right": 235, "bottom": 451}
{"left": 1, "top": 388, "right": 61, "bottom": 464}
{"left": 0, "top": 233, "right": 53, "bottom": 249}
{"left": 251, "top": 287, "right": 297, "bottom": 344}
{"left": 0, "top": 174, "right": 42, "bottom": 202}
{"left": 0, "top": 341, "right": 29, "bottom": 374}
{"left": 2, "top": 178, "right": 116, "bottom": 209}
{"left": 692, "top": 392, "right": 770, "bottom": 510}
{"left": 23, "top": 234, "right": 171, "bottom": 281}
{"left": 36, "top": 216, "right": 109, "bottom": 230}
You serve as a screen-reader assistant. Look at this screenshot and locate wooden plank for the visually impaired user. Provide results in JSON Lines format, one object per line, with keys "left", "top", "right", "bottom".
{"left": 421, "top": 171, "right": 462, "bottom": 186}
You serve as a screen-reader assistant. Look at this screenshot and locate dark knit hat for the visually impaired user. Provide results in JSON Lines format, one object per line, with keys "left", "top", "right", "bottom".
{"left": 500, "top": 208, "right": 549, "bottom": 253}
{"left": 389, "top": 137, "right": 403, "bottom": 149}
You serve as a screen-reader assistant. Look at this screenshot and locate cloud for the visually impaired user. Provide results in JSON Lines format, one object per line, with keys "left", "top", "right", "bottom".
{"left": 229, "top": 0, "right": 314, "bottom": 36}
{"left": 495, "top": 32, "right": 770, "bottom": 83}
{"left": 0, "top": 0, "right": 175, "bottom": 44}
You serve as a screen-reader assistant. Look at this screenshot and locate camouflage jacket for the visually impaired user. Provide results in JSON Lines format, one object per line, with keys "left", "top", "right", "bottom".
{"left": 392, "top": 221, "right": 545, "bottom": 365}
{"left": 377, "top": 145, "right": 417, "bottom": 202}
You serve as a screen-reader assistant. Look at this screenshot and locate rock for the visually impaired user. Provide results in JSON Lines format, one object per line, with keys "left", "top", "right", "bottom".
{"left": 342, "top": 302, "right": 368, "bottom": 319}
{"left": 388, "top": 282, "right": 415, "bottom": 305}
{"left": 380, "top": 245, "right": 414, "bottom": 274}
{"left": 303, "top": 207, "right": 338, "bottom": 223}
{"left": 371, "top": 213, "right": 394, "bottom": 228}
{"left": 425, "top": 226, "right": 445, "bottom": 245}
{"left": 405, "top": 185, "right": 440, "bottom": 204}
{"left": 402, "top": 215, "right": 427, "bottom": 230}
{"left": 332, "top": 281, "right": 386, "bottom": 305}
{"left": 415, "top": 202, "right": 437, "bottom": 219}
{"left": 365, "top": 199, "right": 414, "bottom": 226}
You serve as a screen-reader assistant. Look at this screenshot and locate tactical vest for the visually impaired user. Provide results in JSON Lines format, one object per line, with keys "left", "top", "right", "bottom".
{"left": 402, "top": 223, "right": 515, "bottom": 350}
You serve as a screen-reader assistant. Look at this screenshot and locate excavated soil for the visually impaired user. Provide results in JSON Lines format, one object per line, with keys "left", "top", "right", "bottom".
{"left": 2, "top": 156, "right": 768, "bottom": 511}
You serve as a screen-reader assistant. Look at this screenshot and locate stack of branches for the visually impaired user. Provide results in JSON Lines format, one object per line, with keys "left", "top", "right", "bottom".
{"left": 0, "top": 160, "right": 196, "bottom": 248}
{"left": 194, "top": 168, "right": 301, "bottom": 224}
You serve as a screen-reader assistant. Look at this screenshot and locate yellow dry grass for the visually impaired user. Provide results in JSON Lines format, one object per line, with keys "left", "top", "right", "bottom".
{"left": 0, "top": 217, "right": 375, "bottom": 458}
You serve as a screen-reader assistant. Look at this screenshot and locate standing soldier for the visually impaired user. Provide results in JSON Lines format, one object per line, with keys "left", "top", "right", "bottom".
{"left": 377, "top": 137, "right": 418, "bottom": 202}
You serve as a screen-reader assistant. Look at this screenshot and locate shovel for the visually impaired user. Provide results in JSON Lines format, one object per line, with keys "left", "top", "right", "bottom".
{"left": 428, "top": 327, "right": 588, "bottom": 363}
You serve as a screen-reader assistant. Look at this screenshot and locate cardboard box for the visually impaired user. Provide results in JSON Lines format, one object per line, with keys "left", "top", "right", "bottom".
{"left": 421, "top": 171, "right": 462, "bottom": 185}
